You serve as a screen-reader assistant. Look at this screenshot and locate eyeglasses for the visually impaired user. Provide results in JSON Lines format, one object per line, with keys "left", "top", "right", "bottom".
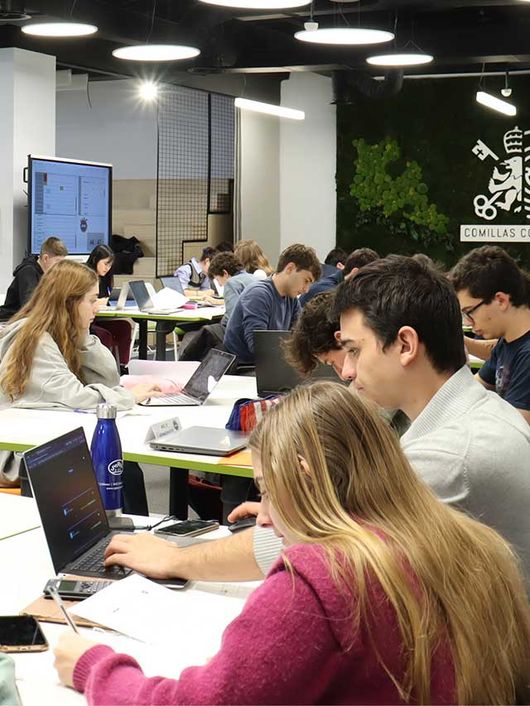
{"left": 461, "top": 299, "right": 487, "bottom": 324}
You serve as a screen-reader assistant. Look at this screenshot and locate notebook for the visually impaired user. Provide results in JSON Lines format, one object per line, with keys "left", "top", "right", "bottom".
{"left": 149, "top": 426, "right": 248, "bottom": 456}
{"left": 22, "top": 428, "right": 187, "bottom": 587}
{"left": 128, "top": 280, "right": 181, "bottom": 315}
{"left": 140, "top": 348, "right": 236, "bottom": 406}
{"left": 254, "top": 330, "right": 344, "bottom": 396}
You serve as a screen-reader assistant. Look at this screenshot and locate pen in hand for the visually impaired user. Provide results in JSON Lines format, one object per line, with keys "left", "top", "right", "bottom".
{"left": 46, "top": 585, "right": 80, "bottom": 634}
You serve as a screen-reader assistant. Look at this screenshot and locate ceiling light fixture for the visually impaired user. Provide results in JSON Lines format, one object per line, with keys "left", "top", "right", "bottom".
{"left": 367, "top": 51, "right": 433, "bottom": 67}
{"left": 138, "top": 81, "right": 159, "bottom": 101}
{"left": 112, "top": 44, "right": 200, "bottom": 62}
{"left": 476, "top": 90, "right": 516, "bottom": 117}
{"left": 22, "top": 22, "right": 98, "bottom": 37}
{"left": 234, "top": 97, "right": 305, "bottom": 120}
{"left": 295, "top": 27, "right": 393, "bottom": 45}
{"left": 199, "top": 0, "right": 310, "bottom": 8}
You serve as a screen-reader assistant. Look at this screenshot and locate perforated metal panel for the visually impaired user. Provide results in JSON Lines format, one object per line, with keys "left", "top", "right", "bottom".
{"left": 156, "top": 87, "right": 235, "bottom": 277}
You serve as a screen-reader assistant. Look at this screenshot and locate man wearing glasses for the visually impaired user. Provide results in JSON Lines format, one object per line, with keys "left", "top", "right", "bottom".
{"left": 451, "top": 245, "right": 530, "bottom": 424}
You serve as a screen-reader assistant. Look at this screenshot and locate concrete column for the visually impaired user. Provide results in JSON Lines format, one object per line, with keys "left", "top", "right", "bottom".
{"left": 0, "top": 48, "right": 55, "bottom": 291}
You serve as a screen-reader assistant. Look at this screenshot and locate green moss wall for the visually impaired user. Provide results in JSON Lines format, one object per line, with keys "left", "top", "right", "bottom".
{"left": 336, "top": 74, "right": 530, "bottom": 267}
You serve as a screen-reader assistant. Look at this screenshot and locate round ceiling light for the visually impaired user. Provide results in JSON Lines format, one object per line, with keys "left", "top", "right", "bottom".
{"left": 112, "top": 44, "right": 200, "bottom": 61}
{"left": 22, "top": 22, "right": 98, "bottom": 37}
{"left": 367, "top": 52, "right": 433, "bottom": 67}
{"left": 295, "top": 27, "right": 394, "bottom": 45}
{"left": 199, "top": 0, "right": 310, "bottom": 7}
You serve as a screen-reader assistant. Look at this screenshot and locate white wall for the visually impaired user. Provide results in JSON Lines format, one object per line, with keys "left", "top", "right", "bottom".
{"left": 0, "top": 48, "right": 55, "bottom": 291}
{"left": 279, "top": 73, "right": 336, "bottom": 260}
{"left": 56, "top": 80, "right": 157, "bottom": 179}
{"left": 238, "top": 110, "right": 281, "bottom": 265}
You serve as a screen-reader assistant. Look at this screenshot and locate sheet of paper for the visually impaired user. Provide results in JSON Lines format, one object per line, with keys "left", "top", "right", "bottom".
{"left": 70, "top": 574, "right": 246, "bottom": 658}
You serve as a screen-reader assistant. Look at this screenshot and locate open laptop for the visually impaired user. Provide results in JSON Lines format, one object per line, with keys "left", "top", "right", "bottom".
{"left": 23, "top": 428, "right": 132, "bottom": 580}
{"left": 128, "top": 280, "right": 181, "bottom": 315}
{"left": 149, "top": 426, "right": 248, "bottom": 456}
{"left": 160, "top": 276, "right": 186, "bottom": 295}
{"left": 140, "top": 348, "right": 236, "bottom": 406}
{"left": 161, "top": 276, "right": 222, "bottom": 308}
{"left": 254, "top": 330, "right": 345, "bottom": 396}
{"left": 108, "top": 282, "right": 136, "bottom": 310}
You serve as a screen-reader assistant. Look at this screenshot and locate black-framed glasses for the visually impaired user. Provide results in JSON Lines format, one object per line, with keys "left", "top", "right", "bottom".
{"left": 461, "top": 300, "right": 487, "bottom": 324}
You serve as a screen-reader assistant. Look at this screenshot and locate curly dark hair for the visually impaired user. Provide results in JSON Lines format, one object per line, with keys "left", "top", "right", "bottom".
{"left": 277, "top": 244, "right": 321, "bottom": 281}
{"left": 283, "top": 291, "right": 340, "bottom": 375}
{"left": 209, "top": 252, "right": 244, "bottom": 278}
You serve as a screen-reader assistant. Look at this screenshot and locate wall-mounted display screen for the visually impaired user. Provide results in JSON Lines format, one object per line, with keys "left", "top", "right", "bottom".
{"left": 28, "top": 155, "right": 112, "bottom": 255}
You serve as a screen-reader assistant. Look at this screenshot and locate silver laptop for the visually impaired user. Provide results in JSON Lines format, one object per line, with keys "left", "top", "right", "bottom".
{"left": 160, "top": 276, "right": 185, "bottom": 295}
{"left": 150, "top": 426, "right": 248, "bottom": 456}
{"left": 140, "top": 348, "right": 235, "bottom": 406}
{"left": 128, "top": 280, "right": 181, "bottom": 315}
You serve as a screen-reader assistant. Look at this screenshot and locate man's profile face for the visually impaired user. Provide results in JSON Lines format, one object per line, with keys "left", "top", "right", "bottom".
{"left": 285, "top": 266, "right": 314, "bottom": 297}
{"left": 316, "top": 348, "right": 348, "bottom": 380}
{"left": 456, "top": 288, "right": 503, "bottom": 340}
{"left": 339, "top": 309, "right": 404, "bottom": 410}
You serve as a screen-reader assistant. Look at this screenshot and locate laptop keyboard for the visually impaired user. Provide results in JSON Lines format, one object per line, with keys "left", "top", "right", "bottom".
{"left": 151, "top": 393, "right": 198, "bottom": 406}
{"left": 67, "top": 534, "right": 129, "bottom": 577}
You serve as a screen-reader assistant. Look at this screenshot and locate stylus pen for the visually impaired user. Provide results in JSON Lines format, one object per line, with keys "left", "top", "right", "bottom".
{"left": 47, "top": 585, "right": 80, "bottom": 634}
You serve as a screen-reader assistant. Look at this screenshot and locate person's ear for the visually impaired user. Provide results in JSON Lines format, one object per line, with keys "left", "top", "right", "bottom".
{"left": 344, "top": 267, "right": 359, "bottom": 281}
{"left": 396, "top": 326, "right": 420, "bottom": 367}
{"left": 297, "top": 455, "right": 311, "bottom": 478}
{"left": 334, "top": 330, "right": 342, "bottom": 342}
{"left": 494, "top": 291, "right": 510, "bottom": 311}
{"left": 284, "top": 262, "right": 296, "bottom": 275}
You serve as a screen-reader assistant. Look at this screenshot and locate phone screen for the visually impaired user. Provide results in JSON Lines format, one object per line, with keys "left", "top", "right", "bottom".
{"left": 0, "top": 616, "right": 47, "bottom": 647}
{"left": 158, "top": 520, "right": 217, "bottom": 536}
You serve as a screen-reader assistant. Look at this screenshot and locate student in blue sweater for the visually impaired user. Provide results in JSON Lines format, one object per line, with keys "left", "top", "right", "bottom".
{"left": 223, "top": 243, "right": 321, "bottom": 364}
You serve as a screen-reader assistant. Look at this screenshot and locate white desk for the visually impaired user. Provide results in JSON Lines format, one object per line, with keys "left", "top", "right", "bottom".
{"left": 0, "top": 374, "right": 257, "bottom": 478}
{"left": 0, "top": 495, "right": 258, "bottom": 706}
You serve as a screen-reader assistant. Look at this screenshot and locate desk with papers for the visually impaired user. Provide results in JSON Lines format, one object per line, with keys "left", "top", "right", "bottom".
{"left": 0, "top": 494, "right": 258, "bottom": 706}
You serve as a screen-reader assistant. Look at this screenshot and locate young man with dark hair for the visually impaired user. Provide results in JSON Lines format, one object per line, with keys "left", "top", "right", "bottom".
{"left": 223, "top": 243, "right": 321, "bottom": 363}
{"left": 299, "top": 247, "right": 379, "bottom": 306}
{"left": 450, "top": 246, "right": 530, "bottom": 423}
{"left": 174, "top": 246, "right": 217, "bottom": 293}
{"left": 321, "top": 247, "right": 348, "bottom": 276}
{"left": 104, "top": 256, "right": 530, "bottom": 588}
{"left": 0, "top": 236, "right": 68, "bottom": 321}
{"left": 208, "top": 252, "right": 254, "bottom": 326}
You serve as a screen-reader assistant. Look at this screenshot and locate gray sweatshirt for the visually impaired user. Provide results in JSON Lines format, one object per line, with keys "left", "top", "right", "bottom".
{"left": 0, "top": 319, "right": 135, "bottom": 411}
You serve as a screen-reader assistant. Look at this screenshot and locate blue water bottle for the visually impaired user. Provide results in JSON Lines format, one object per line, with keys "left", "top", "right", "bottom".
{"left": 90, "top": 403, "right": 123, "bottom": 515}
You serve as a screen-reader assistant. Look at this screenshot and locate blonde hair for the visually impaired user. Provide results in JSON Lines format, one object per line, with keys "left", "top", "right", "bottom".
{"left": 234, "top": 239, "right": 272, "bottom": 275}
{"left": 250, "top": 382, "right": 530, "bottom": 704}
{"left": 0, "top": 260, "right": 98, "bottom": 400}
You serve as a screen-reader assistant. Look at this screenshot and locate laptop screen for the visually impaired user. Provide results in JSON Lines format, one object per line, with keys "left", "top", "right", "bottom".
{"left": 161, "top": 276, "right": 185, "bottom": 295}
{"left": 128, "top": 280, "right": 153, "bottom": 310}
{"left": 184, "top": 349, "right": 235, "bottom": 403}
{"left": 23, "top": 428, "right": 109, "bottom": 574}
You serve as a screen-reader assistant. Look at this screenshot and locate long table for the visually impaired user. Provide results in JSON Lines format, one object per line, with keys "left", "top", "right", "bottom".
{"left": 0, "top": 374, "right": 257, "bottom": 516}
{"left": 0, "top": 495, "right": 258, "bottom": 706}
{"left": 97, "top": 306, "right": 225, "bottom": 360}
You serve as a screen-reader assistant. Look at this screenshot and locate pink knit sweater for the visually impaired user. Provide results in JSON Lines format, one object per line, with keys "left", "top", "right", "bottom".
{"left": 73, "top": 543, "right": 456, "bottom": 705}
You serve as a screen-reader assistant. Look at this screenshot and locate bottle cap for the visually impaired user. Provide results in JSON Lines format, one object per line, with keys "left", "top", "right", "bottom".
{"left": 96, "top": 403, "right": 117, "bottom": 419}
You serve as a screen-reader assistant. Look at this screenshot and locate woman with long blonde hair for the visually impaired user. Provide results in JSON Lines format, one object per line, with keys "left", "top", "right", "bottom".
{"left": 234, "top": 239, "right": 272, "bottom": 279}
{"left": 0, "top": 259, "right": 156, "bottom": 410}
{"left": 54, "top": 382, "right": 530, "bottom": 705}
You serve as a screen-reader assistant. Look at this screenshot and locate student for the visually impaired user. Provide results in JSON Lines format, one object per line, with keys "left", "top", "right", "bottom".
{"left": 55, "top": 384, "right": 530, "bottom": 705}
{"left": 224, "top": 243, "right": 321, "bottom": 364}
{"left": 0, "top": 236, "right": 67, "bottom": 321}
{"left": 320, "top": 246, "right": 348, "bottom": 276}
{"left": 0, "top": 260, "right": 160, "bottom": 499}
{"left": 208, "top": 252, "right": 255, "bottom": 326}
{"left": 174, "top": 246, "right": 216, "bottom": 293}
{"left": 300, "top": 247, "right": 379, "bottom": 306}
{"left": 85, "top": 244, "right": 133, "bottom": 369}
{"left": 233, "top": 239, "right": 272, "bottom": 280}
{"left": 450, "top": 245, "right": 530, "bottom": 422}
{"left": 104, "top": 256, "right": 530, "bottom": 589}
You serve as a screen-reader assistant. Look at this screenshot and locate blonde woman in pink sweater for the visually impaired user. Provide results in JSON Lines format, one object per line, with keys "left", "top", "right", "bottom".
{"left": 54, "top": 383, "right": 530, "bottom": 705}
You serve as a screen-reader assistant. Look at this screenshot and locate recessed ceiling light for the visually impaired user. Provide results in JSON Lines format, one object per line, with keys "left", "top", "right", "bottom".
{"left": 476, "top": 91, "right": 516, "bottom": 117}
{"left": 22, "top": 22, "right": 98, "bottom": 37}
{"left": 234, "top": 97, "right": 305, "bottom": 120}
{"left": 199, "top": 0, "right": 310, "bottom": 7}
{"left": 112, "top": 44, "right": 200, "bottom": 61}
{"left": 295, "top": 27, "right": 394, "bottom": 45}
{"left": 367, "top": 52, "right": 433, "bottom": 67}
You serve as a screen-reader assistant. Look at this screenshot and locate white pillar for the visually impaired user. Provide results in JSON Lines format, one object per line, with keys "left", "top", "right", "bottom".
{"left": 0, "top": 48, "right": 55, "bottom": 291}
{"left": 279, "top": 73, "right": 336, "bottom": 259}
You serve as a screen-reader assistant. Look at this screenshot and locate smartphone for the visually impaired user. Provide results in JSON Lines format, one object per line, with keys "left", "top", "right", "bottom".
{"left": 0, "top": 616, "right": 48, "bottom": 653}
{"left": 155, "top": 519, "right": 219, "bottom": 538}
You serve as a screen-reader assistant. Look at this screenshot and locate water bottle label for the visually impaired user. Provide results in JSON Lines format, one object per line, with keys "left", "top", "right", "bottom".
{"left": 108, "top": 459, "right": 123, "bottom": 476}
